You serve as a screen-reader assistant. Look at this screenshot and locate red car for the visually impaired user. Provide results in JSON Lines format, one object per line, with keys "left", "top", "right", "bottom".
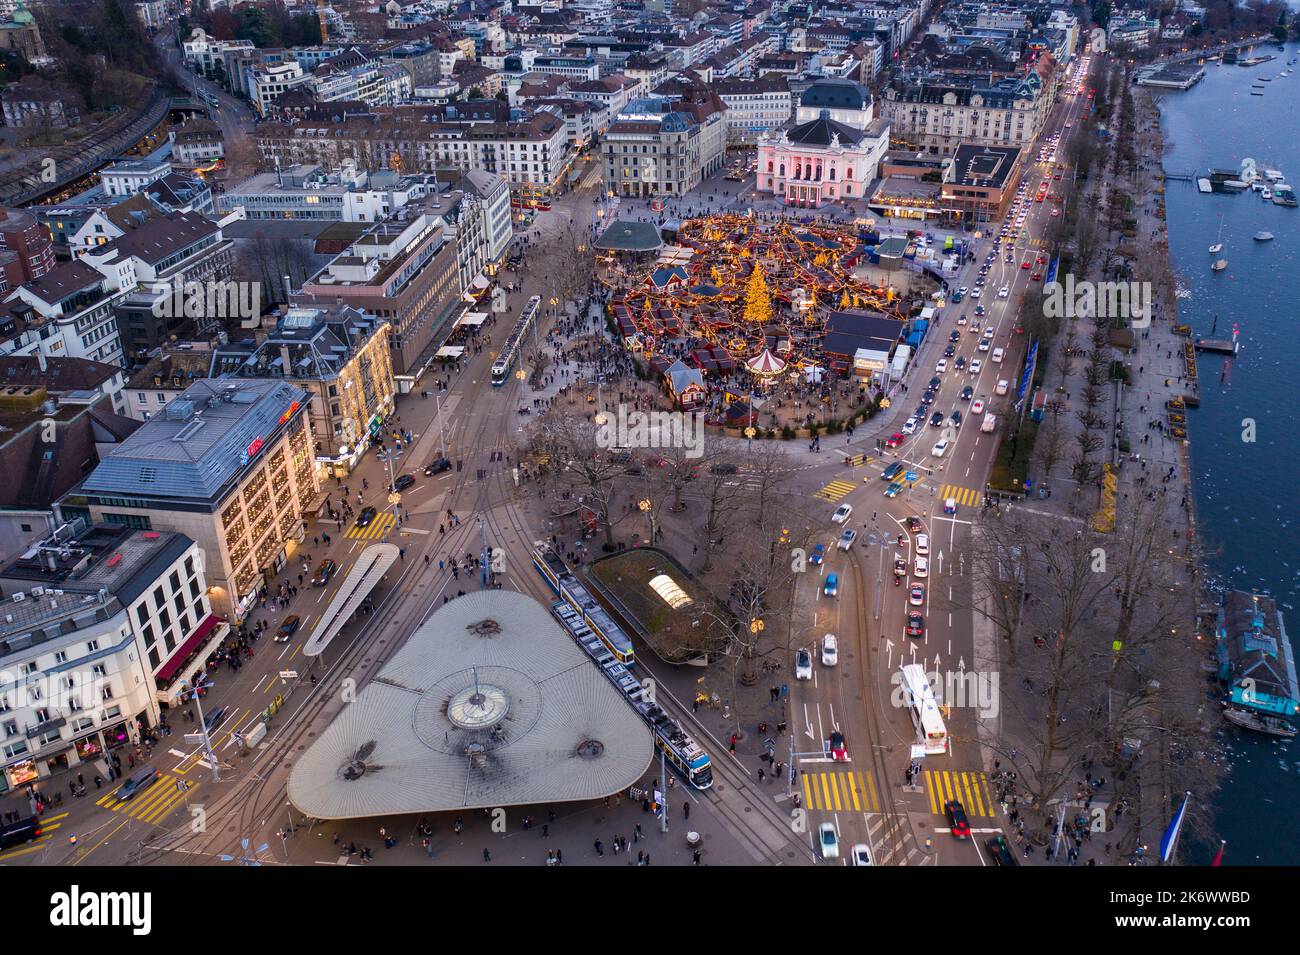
{"left": 945, "top": 800, "right": 971, "bottom": 839}
{"left": 1035, "top": 254, "right": 1046, "bottom": 264}
{"left": 1031, "top": 271, "right": 1044, "bottom": 281}
{"left": 885, "top": 432, "right": 904, "bottom": 448}
{"left": 830, "top": 730, "right": 848, "bottom": 761}
{"left": 1020, "top": 260, "right": 1031, "bottom": 269}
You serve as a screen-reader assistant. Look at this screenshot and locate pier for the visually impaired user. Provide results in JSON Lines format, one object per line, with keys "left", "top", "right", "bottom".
{"left": 1195, "top": 338, "right": 1240, "bottom": 355}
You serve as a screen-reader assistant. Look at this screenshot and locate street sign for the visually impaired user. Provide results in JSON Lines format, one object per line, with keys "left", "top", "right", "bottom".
{"left": 183, "top": 733, "right": 205, "bottom": 746}
{"left": 905, "top": 471, "right": 919, "bottom": 482}
{"left": 910, "top": 744, "right": 928, "bottom": 761}
{"left": 279, "top": 670, "right": 298, "bottom": 680}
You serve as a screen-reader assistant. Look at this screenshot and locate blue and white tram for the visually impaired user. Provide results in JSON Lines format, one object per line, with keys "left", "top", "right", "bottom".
{"left": 490, "top": 295, "right": 541, "bottom": 386}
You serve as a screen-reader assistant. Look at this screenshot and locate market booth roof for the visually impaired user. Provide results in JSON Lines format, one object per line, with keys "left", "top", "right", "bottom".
{"left": 594, "top": 219, "right": 664, "bottom": 253}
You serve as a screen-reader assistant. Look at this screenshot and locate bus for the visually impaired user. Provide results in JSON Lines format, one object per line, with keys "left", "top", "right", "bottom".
{"left": 899, "top": 664, "right": 949, "bottom": 755}
{"left": 490, "top": 294, "right": 541, "bottom": 386}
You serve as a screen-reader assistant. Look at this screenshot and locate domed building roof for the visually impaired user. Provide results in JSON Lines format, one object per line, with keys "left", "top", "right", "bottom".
{"left": 785, "top": 110, "right": 866, "bottom": 147}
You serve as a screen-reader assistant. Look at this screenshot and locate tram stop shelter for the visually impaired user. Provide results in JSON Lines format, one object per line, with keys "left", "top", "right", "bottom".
{"left": 287, "top": 590, "right": 654, "bottom": 818}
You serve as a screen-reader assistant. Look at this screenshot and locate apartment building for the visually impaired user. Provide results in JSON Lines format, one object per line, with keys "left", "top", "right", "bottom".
{"left": 713, "top": 76, "right": 792, "bottom": 145}
{"left": 602, "top": 91, "right": 727, "bottom": 198}
{"left": 881, "top": 67, "right": 1055, "bottom": 156}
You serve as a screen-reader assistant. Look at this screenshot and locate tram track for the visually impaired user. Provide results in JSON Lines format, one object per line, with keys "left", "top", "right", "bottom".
{"left": 847, "top": 550, "right": 923, "bottom": 865}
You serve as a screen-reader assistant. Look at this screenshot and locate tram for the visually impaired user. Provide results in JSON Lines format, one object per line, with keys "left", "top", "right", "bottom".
{"left": 532, "top": 546, "right": 634, "bottom": 665}
{"left": 490, "top": 294, "right": 541, "bottom": 386}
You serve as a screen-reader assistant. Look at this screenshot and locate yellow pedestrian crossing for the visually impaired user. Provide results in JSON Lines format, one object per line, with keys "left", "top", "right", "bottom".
{"left": 814, "top": 480, "right": 857, "bottom": 502}
{"left": 938, "top": 484, "right": 982, "bottom": 508}
{"left": 800, "top": 771, "right": 881, "bottom": 813}
{"left": 924, "top": 770, "right": 997, "bottom": 818}
{"left": 96, "top": 773, "right": 198, "bottom": 824}
{"left": 345, "top": 511, "right": 397, "bottom": 540}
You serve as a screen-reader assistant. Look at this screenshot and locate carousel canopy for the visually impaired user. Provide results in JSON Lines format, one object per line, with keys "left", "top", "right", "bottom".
{"left": 746, "top": 348, "right": 788, "bottom": 376}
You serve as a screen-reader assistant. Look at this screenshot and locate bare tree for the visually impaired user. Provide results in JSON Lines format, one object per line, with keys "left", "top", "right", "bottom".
{"left": 524, "top": 404, "right": 628, "bottom": 549}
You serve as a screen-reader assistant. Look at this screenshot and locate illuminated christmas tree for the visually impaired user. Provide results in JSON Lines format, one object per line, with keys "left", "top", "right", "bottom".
{"left": 743, "top": 264, "right": 773, "bottom": 325}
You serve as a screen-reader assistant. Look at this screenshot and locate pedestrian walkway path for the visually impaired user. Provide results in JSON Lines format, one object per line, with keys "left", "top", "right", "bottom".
{"left": 97, "top": 774, "right": 199, "bottom": 825}
{"left": 937, "top": 484, "right": 982, "bottom": 508}
{"left": 800, "top": 770, "right": 881, "bottom": 813}
{"left": 0, "top": 810, "right": 68, "bottom": 861}
{"left": 813, "top": 479, "right": 857, "bottom": 503}
{"left": 346, "top": 512, "right": 397, "bottom": 540}
{"left": 924, "top": 769, "right": 996, "bottom": 817}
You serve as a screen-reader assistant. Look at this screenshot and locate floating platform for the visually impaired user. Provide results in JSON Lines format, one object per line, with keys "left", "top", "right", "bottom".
{"left": 1195, "top": 337, "right": 1240, "bottom": 354}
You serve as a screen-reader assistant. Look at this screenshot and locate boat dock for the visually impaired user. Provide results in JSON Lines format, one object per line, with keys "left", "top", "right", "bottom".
{"left": 1195, "top": 337, "right": 1240, "bottom": 354}
{"left": 1216, "top": 590, "right": 1299, "bottom": 738}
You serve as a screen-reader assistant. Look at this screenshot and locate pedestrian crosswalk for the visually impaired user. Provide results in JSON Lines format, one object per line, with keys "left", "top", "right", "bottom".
{"left": 97, "top": 773, "right": 198, "bottom": 825}
{"left": 924, "top": 770, "right": 997, "bottom": 818}
{"left": 800, "top": 771, "right": 881, "bottom": 813}
{"left": 346, "top": 511, "right": 397, "bottom": 540}
{"left": 813, "top": 479, "right": 857, "bottom": 503}
{"left": 938, "top": 484, "right": 982, "bottom": 508}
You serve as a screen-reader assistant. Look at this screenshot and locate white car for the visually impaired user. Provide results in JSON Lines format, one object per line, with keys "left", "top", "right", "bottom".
{"left": 821, "top": 633, "right": 839, "bottom": 667}
{"left": 956, "top": 314, "right": 968, "bottom": 325}
{"left": 914, "top": 556, "right": 929, "bottom": 578}
{"left": 972, "top": 399, "right": 986, "bottom": 414}
{"left": 935, "top": 358, "right": 948, "bottom": 373}
{"left": 970, "top": 359, "right": 983, "bottom": 375}
{"left": 851, "top": 843, "right": 874, "bottom": 866}
{"left": 795, "top": 648, "right": 813, "bottom": 680}
{"left": 931, "top": 439, "right": 950, "bottom": 458}
{"left": 915, "top": 533, "right": 930, "bottom": 556}
{"left": 832, "top": 503, "right": 853, "bottom": 524}
{"left": 818, "top": 823, "right": 840, "bottom": 859}
{"left": 983, "top": 327, "right": 996, "bottom": 340}
{"left": 998, "top": 285, "right": 1009, "bottom": 298}
{"left": 902, "top": 416, "right": 919, "bottom": 435}
{"left": 969, "top": 287, "right": 981, "bottom": 299}
{"left": 837, "top": 528, "right": 857, "bottom": 551}
{"left": 978, "top": 339, "right": 992, "bottom": 352}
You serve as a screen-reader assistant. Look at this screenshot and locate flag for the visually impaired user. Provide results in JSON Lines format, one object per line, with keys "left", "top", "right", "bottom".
{"left": 1211, "top": 841, "right": 1225, "bottom": 867}
{"left": 1159, "top": 792, "right": 1191, "bottom": 864}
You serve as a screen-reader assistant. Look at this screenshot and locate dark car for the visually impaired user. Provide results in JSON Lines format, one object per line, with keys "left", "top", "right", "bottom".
{"left": 312, "top": 559, "right": 337, "bottom": 587}
{"left": 928, "top": 376, "right": 942, "bottom": 391}
{"left": 355, "top": 506, "right": 378, "bottom": 528}
{"left": 275, "top": 614, "right": 301, "bottom": 643}
{"left": 391, "top": 474, "right": 415, "bottom": 492}
{"left": 709, "top": 462, "right": 738, "bottom": 475}
{"left": 954, "top": 356, "right": 967, "bottom": 370}
{"left": 945, "top": 800, "right": 971, "bottom": 839}
{"left": 920, "top": 390, "right": 935, "bottom": 405}
{"left": 0, "top": 816, "right": 42, "bottom": 850}
{"left": 950, "top": 410, "right": 963, "bottom": 428}
{"left": 986, "top": 835, "right": 1020, "bottom": 866}
{"left": 944, "top": 345, "right": 956, "bottom": 358}
{"left": 881, "top": 462, "right": 905, "bottom": 481}
{"left": 949, "top": 330, "right": 961, "bottom": 342}
{"left": 424, "top": 457, "right": 452, "bottom": 476}
{"left": 929, "top": 412, "right": 944, "bottom": 428}
{"left": 960, "top": 386, "right": 974, "bottom": 401}
{"left": 906, "top": 515, "right": 923, "bottom": 532}
{"left": 117, "top": 767, "right": 161, "bottom": 801}
{"left": 203, "top": 706, "right": 228, "bottom": 734}
{"left": 906, "top": 612, "right": 925, "bottom": 638}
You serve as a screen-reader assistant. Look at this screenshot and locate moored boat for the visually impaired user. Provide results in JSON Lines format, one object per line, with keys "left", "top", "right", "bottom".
{"left": 1216, "top": 591, "right": 1299, "bottom": 738}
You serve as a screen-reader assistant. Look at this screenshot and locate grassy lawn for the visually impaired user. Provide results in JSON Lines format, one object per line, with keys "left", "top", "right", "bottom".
{"left": 988, "top": 417, "right": 1039, "bottom": 494}
{"left": 590, "top": 550, "right": 722, "bottom": 663}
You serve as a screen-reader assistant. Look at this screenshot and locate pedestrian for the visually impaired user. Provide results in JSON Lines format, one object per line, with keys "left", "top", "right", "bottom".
{"left": 556, "top": 848, "right": 562, "bottom": 864}
{"left": 594, "top": 838, "right": 604, "bottom": 856}
{"left": 542, "top": 823, "right": 549, "bottom": 838}
{"left": 683, "top": 801, "right": 690, "bottom": 821}
{"left": 483, "top": 848, "right": 491, "bottom": 862}
{"left": 693, "top": 849, "right": 702, "bottom": 865}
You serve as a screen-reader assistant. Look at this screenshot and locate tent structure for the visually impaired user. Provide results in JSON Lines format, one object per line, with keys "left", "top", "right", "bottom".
{"left": 746, "top": 348, "right": 788, "bottom": 376}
